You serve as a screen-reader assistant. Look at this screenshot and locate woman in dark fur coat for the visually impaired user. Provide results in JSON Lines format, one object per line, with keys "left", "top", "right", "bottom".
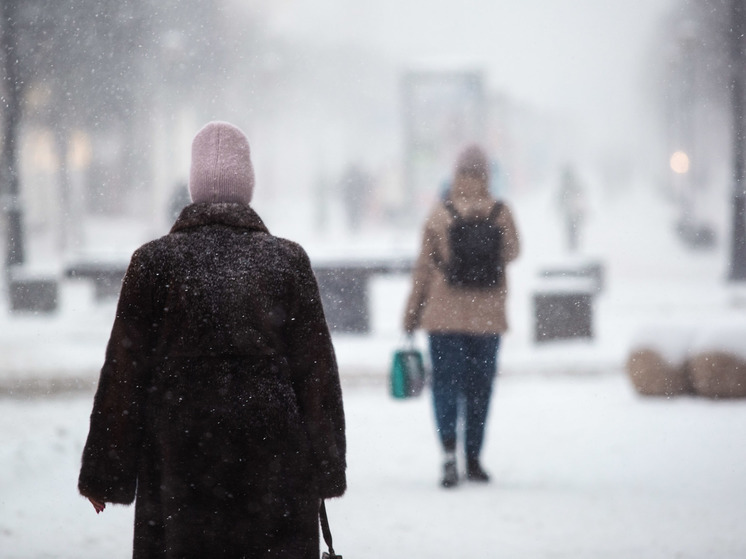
{"left": 78, "top": 121, "right": 346, "bottom": 559}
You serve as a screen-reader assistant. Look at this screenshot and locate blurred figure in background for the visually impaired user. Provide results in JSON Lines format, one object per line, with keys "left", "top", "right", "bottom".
{"left": 557, "top": 165, "right": 587, "bottom": 252}
{"left": 167, "top": 180, "right": 191, "bottom": 223}
{"left": 403, "top": 145, "right": 520, "bottom": 488}
{"left": 339, "top": 163, "right": 372, "bottom": 232}
{"left": 78, "top": 121, "right": 346, "bottom": 558}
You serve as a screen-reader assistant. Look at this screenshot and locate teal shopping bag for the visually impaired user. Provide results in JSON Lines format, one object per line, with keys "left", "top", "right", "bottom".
{"left": 390, "top": 345, "right": 426, "bottom": 399}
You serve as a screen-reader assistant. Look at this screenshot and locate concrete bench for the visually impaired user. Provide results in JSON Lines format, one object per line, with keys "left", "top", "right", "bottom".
{"left": 313, "top": 258, "right": 413, "bottom": 333}
{"left": 540, "top": 260, "right": 604, "bottom": 293}
{"left": 533, "top": 275, "right": 596, "bottom": 343}
{"left": 8, "top": 269, "right": 59, "bottom": 313}
{"left": 532, "top": 259, "right": 604, "bottom": 343}
{"left": 63, "top": 257, "right": 415, "bottom": 334}
{"left": 64, "top": 261, "right": 129, "bottom": 300}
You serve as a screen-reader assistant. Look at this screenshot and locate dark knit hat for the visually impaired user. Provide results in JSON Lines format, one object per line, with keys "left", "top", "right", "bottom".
{"left": 189, "top": 121, "right": 255, "bottom": 205}
{"left": 455, "top": 144, "right": 489, "bottom": 179}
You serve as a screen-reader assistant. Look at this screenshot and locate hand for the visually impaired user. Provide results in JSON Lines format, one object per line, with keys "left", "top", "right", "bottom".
{"left": 403, "top": 310, "right": 417, "bottom": 335}
{"left": 88, "top": 497, "right": 106, "bottom": 514}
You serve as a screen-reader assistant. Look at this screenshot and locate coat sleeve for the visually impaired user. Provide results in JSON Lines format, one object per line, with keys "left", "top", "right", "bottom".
{"left": 78, "top": 249, "right": 156, "bottom": 504}
{"left": 284, "top": 247, "right": 346, "bottom": 499}
{"left": 403, "top": 218, "right": 440, "bottom": 333}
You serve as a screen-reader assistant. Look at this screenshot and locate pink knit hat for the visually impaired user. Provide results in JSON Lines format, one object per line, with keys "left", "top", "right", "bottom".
{"left": 189, "top": 121, "right": 255, "bottom": 205}
{"left": 455, "top": 144, "right": 489, "bottom": 179}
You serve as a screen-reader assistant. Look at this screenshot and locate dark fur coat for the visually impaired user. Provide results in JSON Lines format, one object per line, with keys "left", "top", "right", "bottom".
{"left": 79, "top": 203, "right": 346, "bottom": 559}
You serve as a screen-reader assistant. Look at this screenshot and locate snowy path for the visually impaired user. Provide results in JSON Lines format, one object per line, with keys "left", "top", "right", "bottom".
{"left": 2, "top": 374, "right": 745, "bottom": 559}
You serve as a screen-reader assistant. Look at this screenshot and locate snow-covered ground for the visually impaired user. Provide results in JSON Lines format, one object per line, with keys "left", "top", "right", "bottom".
{"left": 2, "top": 182, "right": 746, "bottom": 557}
{"left": 2, "top": 374, "right": 746, "bottom": 559}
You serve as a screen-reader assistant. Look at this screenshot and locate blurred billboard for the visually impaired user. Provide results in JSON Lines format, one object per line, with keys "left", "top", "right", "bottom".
{"left": 402, "top": 67, "right": 486, "bottom": 216}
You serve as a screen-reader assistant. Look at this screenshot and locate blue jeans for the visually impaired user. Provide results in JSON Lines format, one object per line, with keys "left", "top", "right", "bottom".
{"left": 429, "top": 333, "right": 500, "bottom": 460}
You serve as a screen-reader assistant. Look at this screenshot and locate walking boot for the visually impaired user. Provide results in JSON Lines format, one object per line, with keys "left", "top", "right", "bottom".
{"left": 441, "top": 455, "right": 458, "bottom": 488}
{"left": 466, "top": 458, "right": 490, "bottom": 483}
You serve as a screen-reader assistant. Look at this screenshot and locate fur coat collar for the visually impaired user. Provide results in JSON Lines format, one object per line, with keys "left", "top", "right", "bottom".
{"left": 171, "top": 202, "right": 269, "bottom": 234}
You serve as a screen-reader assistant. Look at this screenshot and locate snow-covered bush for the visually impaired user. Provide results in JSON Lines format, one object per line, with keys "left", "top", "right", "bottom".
{"left": 626, "top": 324, "right": 695, "bottom": 397}
{"left": 627, "top": 319, "right": 746, "bottom": 399}
{"left": 687, "top": 319, "right": 746, "bottom": 399}
{"left": 626, "top": 349, "right": 692, "bottom": 397}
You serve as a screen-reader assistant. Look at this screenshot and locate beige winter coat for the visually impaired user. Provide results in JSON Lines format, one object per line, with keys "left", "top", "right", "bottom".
{"left": 403, "top": 175, "right": 520, "bottom": 335}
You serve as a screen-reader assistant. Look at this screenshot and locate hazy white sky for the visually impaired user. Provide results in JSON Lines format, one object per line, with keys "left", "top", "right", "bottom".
{"left": 262, "top": 0, "right": 677, "bottom": 146}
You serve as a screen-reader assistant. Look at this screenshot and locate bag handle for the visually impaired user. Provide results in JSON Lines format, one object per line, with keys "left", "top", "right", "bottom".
{"left": 402, "top": 332, "right": 417, "bottom": 349}
{"left": 320, "top": 500, "right": 341, "bottom": 558}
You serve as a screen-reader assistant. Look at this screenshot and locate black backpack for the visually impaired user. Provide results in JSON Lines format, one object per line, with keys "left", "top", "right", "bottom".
{"left": 435, "top": 198, "right": 504, "bottom": 288}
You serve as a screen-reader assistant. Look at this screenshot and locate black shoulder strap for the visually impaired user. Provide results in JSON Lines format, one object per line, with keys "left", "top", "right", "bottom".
{"left": 432, "top": 198, "right": 457, "bottom": 271}
{"left": 488, "top": 200, "right": 503, "bottom": 222}
{"left": 443, "top": 197, "right": 461, "bottom": 220}
{"left": 320, "top": 500, "right": 339, "bottom": 558}
{"left": 446, "top": 197, "right": 501, "bottom": 222}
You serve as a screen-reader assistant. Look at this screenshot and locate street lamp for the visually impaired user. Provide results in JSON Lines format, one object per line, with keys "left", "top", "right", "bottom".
{"left": 729, "top": 0, "right": 746, "bottom": 281}
{"left": 1, "top": 0, "right": 26, "bottom": 274}
{"left": 670, "top": 150, "right": 691, "bottom": 175}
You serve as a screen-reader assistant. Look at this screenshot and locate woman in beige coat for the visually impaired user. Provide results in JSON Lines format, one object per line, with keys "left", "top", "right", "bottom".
{"left": 404, "top": 145, "right": 520, "bottom": 488}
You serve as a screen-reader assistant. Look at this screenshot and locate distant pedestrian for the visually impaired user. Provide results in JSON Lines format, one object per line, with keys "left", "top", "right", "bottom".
{"left": 167, "top": 180, "right": 191, "bottom": 223}
{"left": 403, "top": 145, "right": 520, "bottom": 488}
{"left": 78, "top": 121, "right": 346, "bottom": 558}
{"left": 557, "top": 165, "right": 586, "bottom": 252}
{"left": 339, "top": 163, "right": 371, "bottom": 232}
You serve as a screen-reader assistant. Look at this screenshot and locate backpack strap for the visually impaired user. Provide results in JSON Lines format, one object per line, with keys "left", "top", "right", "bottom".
{"left": 432, "top": 198, "right": 459, "bottom": 271}
{"left": 487, "top": 200, "right": 503, "bottom": 223}
{"left": 446, "top": 197, "right": 501, "bottom": 222}
{"left": 442, "top": 196, "right": 462, "bottom": 220}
